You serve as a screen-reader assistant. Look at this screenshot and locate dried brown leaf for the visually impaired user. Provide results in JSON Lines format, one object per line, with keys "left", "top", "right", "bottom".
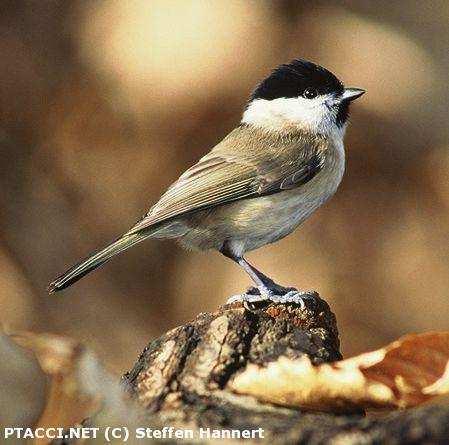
{"left": 230, "top": 332, "right": 449, "bottom": 411}
{"left": 6, "top": 331, "right": 143, "bottom": 444}
{"left": 11, "top": 332, "right": 101, "bottom": 443}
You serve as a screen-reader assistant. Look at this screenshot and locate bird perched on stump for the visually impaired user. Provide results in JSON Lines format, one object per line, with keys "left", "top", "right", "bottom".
{"left": 49, "top": 58, "right": 364, "bottom": 303}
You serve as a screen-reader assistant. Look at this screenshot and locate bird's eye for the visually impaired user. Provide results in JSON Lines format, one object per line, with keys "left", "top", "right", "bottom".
{"left": 303, "top": 88, "right": 318, "bottom": 99}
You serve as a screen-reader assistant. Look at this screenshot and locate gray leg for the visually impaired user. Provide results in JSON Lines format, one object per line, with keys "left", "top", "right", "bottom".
{"left": 220, "top": 244, "right": 316, "bottom": 305}
{"left": 235, "top": 257, "right": 292, "bottom": 296}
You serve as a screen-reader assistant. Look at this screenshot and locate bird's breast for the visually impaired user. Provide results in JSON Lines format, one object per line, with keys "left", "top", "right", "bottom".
{"left": 179, "top": 137, "right": 345, "bottom": 253}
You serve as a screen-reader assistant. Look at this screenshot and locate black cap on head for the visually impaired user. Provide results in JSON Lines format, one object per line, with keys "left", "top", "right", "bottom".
{"left": 251, "top": 59, "right": 344, "bottom": 101}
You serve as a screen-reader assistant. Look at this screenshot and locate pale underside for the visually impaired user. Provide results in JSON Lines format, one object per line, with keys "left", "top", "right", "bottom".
{"left": 126, "top": 123, "right": 345, "bottom": 257}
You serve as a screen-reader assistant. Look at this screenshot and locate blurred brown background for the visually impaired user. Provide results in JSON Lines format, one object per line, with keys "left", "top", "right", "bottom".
{"left": 0, "top": 0, "right": 448, "bottom": 375}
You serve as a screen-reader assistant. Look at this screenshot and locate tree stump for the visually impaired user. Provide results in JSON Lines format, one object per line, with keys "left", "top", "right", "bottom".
{"left": 121, "top": 293, "right": 449, "bottom": 443}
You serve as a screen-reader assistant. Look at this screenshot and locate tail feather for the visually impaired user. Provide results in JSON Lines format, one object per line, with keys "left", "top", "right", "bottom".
{"left": 48, "top": 233, "right": 146, "bottom": 293}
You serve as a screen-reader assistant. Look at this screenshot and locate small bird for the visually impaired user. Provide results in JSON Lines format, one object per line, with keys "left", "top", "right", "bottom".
{"left": 49, "top": 59, "right": 364, "bottom": 301}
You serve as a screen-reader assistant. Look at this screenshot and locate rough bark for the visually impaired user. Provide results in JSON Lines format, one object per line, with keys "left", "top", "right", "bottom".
{"left": 122, "top": 293, "right": 449, "bottom": 444}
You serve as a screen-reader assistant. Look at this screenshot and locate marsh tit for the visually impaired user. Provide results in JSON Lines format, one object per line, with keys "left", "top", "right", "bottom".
{"left": 49, "top": 59, "right": 364, "bottom": 300}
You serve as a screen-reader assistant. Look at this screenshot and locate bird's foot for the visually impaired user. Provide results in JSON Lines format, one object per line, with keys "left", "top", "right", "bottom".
{"left": 227, "top": 286, "right": 317, "bottom": 310}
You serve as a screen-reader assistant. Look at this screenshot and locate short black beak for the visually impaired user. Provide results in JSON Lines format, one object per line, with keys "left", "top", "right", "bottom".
{"left": 342, "top": 87, "right": 365, "bottom": 102}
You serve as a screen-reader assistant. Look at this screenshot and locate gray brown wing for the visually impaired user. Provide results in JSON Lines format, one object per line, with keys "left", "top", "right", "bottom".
{"left": 127, "top": 141, "right": 324, "bottom": 235}
{"left": 257, "top": 151, "right": 323, "bottom": 194}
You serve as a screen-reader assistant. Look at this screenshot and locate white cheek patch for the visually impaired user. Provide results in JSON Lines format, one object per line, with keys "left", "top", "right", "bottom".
{"left": 242, "top": 95, "right": 336, "bottom": 133}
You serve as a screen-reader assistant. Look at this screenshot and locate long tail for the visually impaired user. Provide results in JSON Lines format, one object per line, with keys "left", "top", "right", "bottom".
{"left": 48, "top": 233, "right": 147, "bottom": 293}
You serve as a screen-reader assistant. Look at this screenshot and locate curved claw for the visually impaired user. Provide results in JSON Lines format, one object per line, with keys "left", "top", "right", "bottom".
{"left": 227, "top": 288, "right": 317, "bottom": 308}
